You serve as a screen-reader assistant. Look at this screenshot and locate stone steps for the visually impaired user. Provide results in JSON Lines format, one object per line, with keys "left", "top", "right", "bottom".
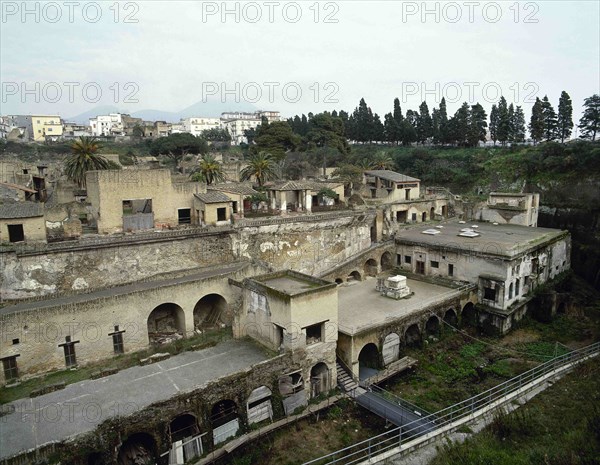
{"left": 336, "top": 362, "right": 358, "bottom": 392}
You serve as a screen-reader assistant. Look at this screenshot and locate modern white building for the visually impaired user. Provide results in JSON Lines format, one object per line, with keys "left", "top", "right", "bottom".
{"left": 89, "top": 114, "right": 124, "bottom": 137}
{"left": 180, "top": 117, "right": 222, "bottom": 137}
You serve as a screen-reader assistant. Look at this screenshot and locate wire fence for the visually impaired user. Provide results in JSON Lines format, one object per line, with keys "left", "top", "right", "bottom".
{"left": 303, "top": 340, "right": 600, "bottom": 465}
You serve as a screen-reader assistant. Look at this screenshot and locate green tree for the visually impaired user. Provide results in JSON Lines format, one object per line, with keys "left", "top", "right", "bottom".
{"left": 191, "top": 154, "right": 225, "bottom": 185}
{"left": 331, "top": 163, "right": 363, "bottom": 194}
{"left": 371, "top": 113, "right": 385, "bottom": 143}
{"left": 353, "top": 98, "right": 373, "bottom": 143}
{"left": 417, "top": 101, "right": 433, "bottom": 144}
{"left": 529, "top": 97, "right": 545, "bottom": 144}
{"left": 489, "top": 104, "right": 499, "bottom": 146}
{"left": 438, "top": 98, "right": 449, "bottom": 144}
{"left": 304, "top": 112, "right": 350, "bottom": 155}
{"left": 497, "top": 96, "right": 510, "bottom": 145}
{"left": 578, "top": 94, "right": 600, "bottom": 141}
{"left": 402, "top": 110, "right": 418, "bottom": 146}
{"left": 467, "top": 103, "right": 488, "bottom": 147}
{"left": 370, "top": 151, "right": 394, "bottom": 170}
{"left": 511, "top": 106, "right": 526, "bottom": 143}
{"left": 64, "top": 136, "right": 110, "bottom": 188}
{"left": 557, "top": 91, "right": 574, "bottom": 143}
{"left": 202, "top": 127, "right": 231, "bottom": 143}
{"left": 541, "top": 95, "right": 558, "bottom": 141}
{"left": 240, "top": 152, "right": 277, "bottom": 187}
{"left": 449, "top": 102, "right": 470, "bottom": 146}
{"left": 251, "top": 120, "right": 300, "bottom": 160}
{"left": 150, "top": 133, "right": 207, "bottom": 171}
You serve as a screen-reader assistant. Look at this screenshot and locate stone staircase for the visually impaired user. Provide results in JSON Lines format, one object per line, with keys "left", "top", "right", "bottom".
{"left": 336, "top": 361, "right": 359, "bottom": 393}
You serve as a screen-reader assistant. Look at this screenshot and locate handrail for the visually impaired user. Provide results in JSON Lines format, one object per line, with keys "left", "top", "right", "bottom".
{"left": 303, "top": 340, "right": 600, "bottom": 464}
{"left": 336, "top": 353, "right": 358, "bottom": 384}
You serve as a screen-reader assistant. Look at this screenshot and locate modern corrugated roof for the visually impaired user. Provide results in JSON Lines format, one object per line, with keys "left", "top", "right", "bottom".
{"left": 266, "top": 181, "right": 342, "bottom": 191}
{"left": 194, "top": 192, "right": 232, "bottom": 204}
{"left": 0, "top": 200, "right": 44, "bottom": 219}
{"left": 365, "top": 170, "right": 420, "bottom": 183}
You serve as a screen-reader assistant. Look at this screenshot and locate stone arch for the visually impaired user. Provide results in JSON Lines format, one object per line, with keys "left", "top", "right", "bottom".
{"left": 147, "top": 303, "right": 185, "bottom": 345}
{"left": 194, "top": 294, "right": 228, "bottom": 329}
{"left": 117, "top": 432, "right": 157, "bottom": 465}
{"left": 425, "top": 315, "right": 440, "bottom": 337}
{"left": 247, "top": 386, "right": 273, "bottom": 425}
{"left": 348, "top": 270, "right": 362, "bottom": 282}
{"left": 169, "top": 413, "right": 200, "bottom": 443}
{"left": 430, "top": 207, "right": 435, "bottom": 220}
{"left": 365, "top": 258, "right": 378, "bottom": 277}
{"left": 443, "top": 308, "right": 458, "bottom": 327}
{"left": 381, "top": 251, "right": 393, "bottom": 271}
{"left": 335, "top": 278, "right": 344, "bottom": 285}
{"left": 462, "top": 302, "right": 477, "bottom": 327}
{"left": 310, "top": 362, "right": 330, "bottom": 398}
{"left": 405, "top": 324, "right": 422, "bottom": 347}
{"left": 382, "top": 332, "right": 400, "bottom": 365}
{"left": 358, "top": 343, "right": 380, "bottom": 379}
{"left": 211, "top": 399, "right": 239, "bottom": 445}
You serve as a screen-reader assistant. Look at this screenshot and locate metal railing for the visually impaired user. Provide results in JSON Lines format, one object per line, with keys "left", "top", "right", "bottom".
{"left": 303, "top": 340, "right": 600, "bottom": 465}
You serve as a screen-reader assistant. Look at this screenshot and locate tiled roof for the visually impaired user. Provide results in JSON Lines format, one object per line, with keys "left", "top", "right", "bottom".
{"left": 208, "top": 183, "right": 258, "bottom": 195}
{"left": 0, "top": 200, "right": 44, "bottom": 219}
{"left": 365, "top": 170, "right": 420, "bottom": 183}
{"left": 194, "top": 192, "right": 232, "bottom": 204}
{"left": 267, "top": 181, "right": 342, "bottom": 191}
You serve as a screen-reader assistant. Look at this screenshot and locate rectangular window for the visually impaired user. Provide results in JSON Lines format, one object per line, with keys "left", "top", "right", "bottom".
{"left": 484, "top": 287, "right": 496, "bottom": 301}
{"left": 2, "top": 356, "right": 19, "bottom": 382}
{"left": 232, "top": 201, "right": 238, "bottom": 213}
{"left": 64, "top": 344, "right": 77, "bottom": 367}
{"left": 109, "top": 326, "right": 125, "bottom": 354}
{"left": 217, "top": 207, "right": 226, "bottom": 221}
{"left": 405, "top": 189, "right": 411, "bottom": 200}
{"left": 7, "top": 224, "right": 24, "bottom": 243}
{"left": 448, "top": 264, "right": 454, "bottom": 276}
{"left": 411, "top": 213, "right": 417, "bottom": 221}
{"left": 405, "top": 255, "right": 412, "bottom": 264}
{"left": 431, "top": 261, "right": 439, "bottom": 268}
{"left": 178, "top": 208, "right": 191, "bottom": 224}
{"left": 305, "top": 323, "right": 324, "bottom": 345}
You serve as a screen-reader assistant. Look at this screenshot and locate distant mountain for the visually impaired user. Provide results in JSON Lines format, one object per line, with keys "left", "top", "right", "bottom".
{"left": 67, "top": 99, "right": 259, "bottom": 124}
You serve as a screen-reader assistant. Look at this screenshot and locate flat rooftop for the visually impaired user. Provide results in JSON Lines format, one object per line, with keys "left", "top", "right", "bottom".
{"left": 0, "top": 339, "right": 270, "bottom": 460}
{"left": 338, "top": 277, "right": 463, "bottom": 335}
{"left": 395, "top": 221, "right": 567, "bottom": 259}
{"left": 249, "top": 270, "right": 335, "bottom": 298}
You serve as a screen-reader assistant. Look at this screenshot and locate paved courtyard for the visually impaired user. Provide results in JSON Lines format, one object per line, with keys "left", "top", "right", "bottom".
{"left": 0, "top": 339, "right": 269, "bottom": 459}
{"left": 337, "top": 277, "right": 460, "bottom": 334}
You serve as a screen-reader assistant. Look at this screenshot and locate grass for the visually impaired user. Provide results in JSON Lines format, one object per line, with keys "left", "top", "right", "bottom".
{"left": 0, "top": 328, "right": 231, "bottom": 404}
{"left": 220, "top": 399, "right": 387, "bottom": 465}
{"left": 431, "top": 357, "right": 600, "bottom": 465}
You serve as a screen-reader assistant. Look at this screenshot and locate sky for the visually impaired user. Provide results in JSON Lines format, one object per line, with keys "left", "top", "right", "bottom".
{"left": 1, "top": 0, "right": 599, "bottom": 129}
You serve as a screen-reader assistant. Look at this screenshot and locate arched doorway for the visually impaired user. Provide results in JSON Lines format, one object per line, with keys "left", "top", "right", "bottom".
{"left": 310, "top": 362, "right": 330, "bottom": 398}
{"left": 348, "top": 270, "right": 362, "bottom": 282}
{"left": 425, "top": 316, "right": 440, "bottom": 337}
{"left": 194, "top": 294, "right": 227, "bottom": 329}
{"left": 382, "top": 333, "right": 400, "bottom": 365}
{"left": 358, "top": 343, "right": 380, "bottom": 380}
{"left": 117, "top": 433, "right": 157, "bottom": 465}
{"left": 211, "top": 399, "right": 239, "bottom": 445}
{"left": 430, "top": 207, "right": 435, "bottom": 221}
{"left": 365, "top": 258, "right": 378, "bottom": 277}
{"left": 422, "top": 212, "right": 427, "bottom": 222}
{"left": 335, "top": 278, "right": 344, "bottom": 285}
{"left": 247, "top": 386, "right": 273, "bottom": 424}
{"left": 405, "top": 324, "right": 422, "bottom": 347}
{"left": 462, "top": 302, "right": 477, "bottom": 327}
{"left": 443, "top": 308, "right": 458, "bottom": 327}
{"left": 147, "top": 303, "right": 185, "bottom": 345}
{"left": 169, "top": 414, "right": 202, "bottom": 462}
{"left": 381, "top": 252, "right": 393, "bottom": 271}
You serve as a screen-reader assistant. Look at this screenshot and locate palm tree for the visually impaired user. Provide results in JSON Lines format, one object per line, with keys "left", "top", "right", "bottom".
{"left": 64, "top": 136, "right": 110, "bottom": 188}
{"left": 240, "top": 152, "right": 277, "bottom": 187}
{"left": 191, "top": 155, "right": 225, "bottom": 185}
{"left": 370, "top": 152, "right": 394, "bottom": 170}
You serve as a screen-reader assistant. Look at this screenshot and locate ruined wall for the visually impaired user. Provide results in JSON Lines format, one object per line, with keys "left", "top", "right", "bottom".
{"left": 0, "top": 232, "right": 234, "bottom": 299}
{"left": 233, "top": 212, "right": 374, "bottom": 276}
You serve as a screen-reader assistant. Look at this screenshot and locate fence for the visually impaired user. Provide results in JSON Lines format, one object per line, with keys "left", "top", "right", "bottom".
{"left": 303, "top": 340, "right": 600, "bottom": 465}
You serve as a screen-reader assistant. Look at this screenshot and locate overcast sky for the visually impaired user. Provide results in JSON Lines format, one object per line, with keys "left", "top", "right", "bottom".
{"left": 1, "top": 1, "right": 599, "bottom": 127}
